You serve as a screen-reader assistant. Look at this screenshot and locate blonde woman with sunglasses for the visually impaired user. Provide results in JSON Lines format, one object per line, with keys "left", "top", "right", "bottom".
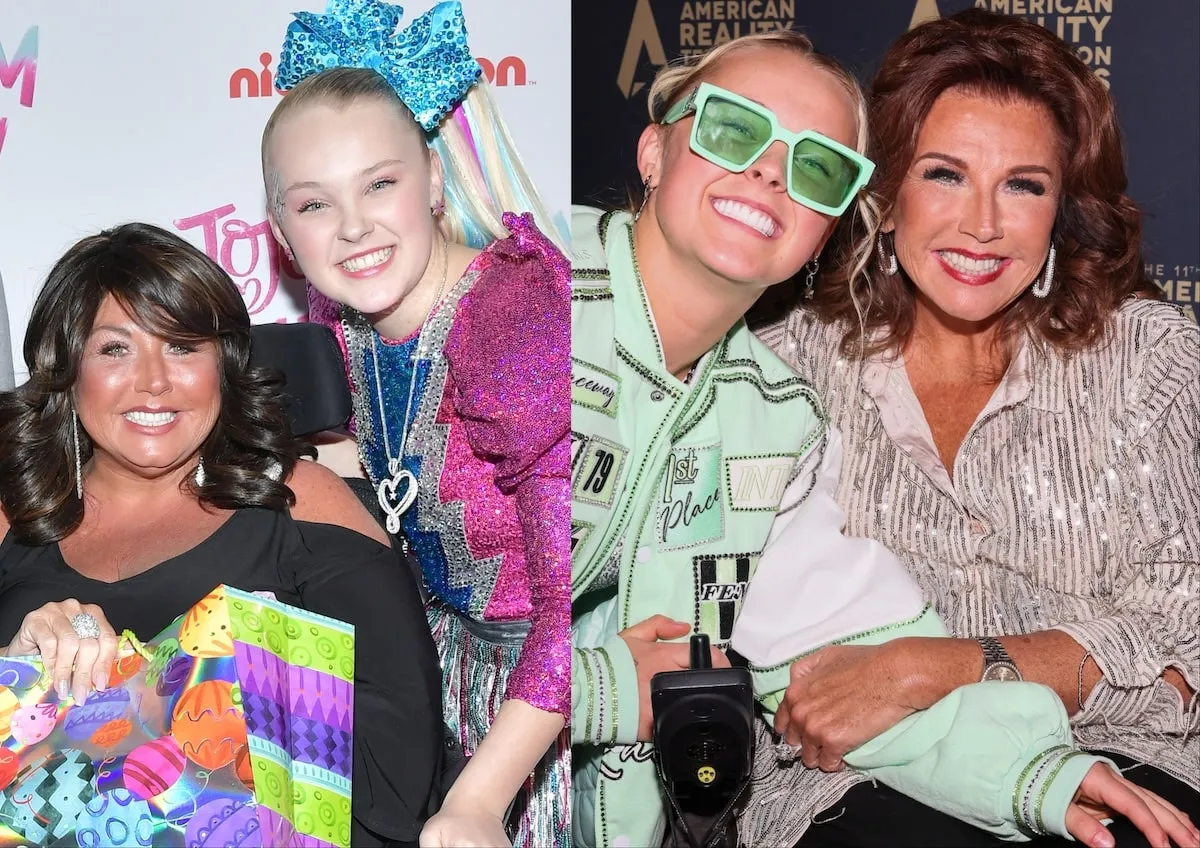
{"left": 570, "top": 31, "right": 1197, "bottom": 848}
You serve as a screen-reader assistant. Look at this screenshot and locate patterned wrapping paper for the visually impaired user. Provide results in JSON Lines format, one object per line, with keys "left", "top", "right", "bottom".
{"left": 0, "top": 585, "right": 355, "bottom": 848}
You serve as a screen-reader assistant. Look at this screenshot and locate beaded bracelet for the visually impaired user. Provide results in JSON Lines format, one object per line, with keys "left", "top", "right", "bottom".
{"left": 595, "top": 646, "right": 619, "bottom": 745}
{"left": 1012, "top": 744, "right": 1070, "bottom": 836}
{"left": 1022, "top": 748, "right": 1070, "bottom": 834}
{"left": 1035, "top": 750, "right": 1092, "bottom": 835}
{"left": 1076, "top": 650, "right": 1092, "bottom": 712}
{"left": 581, "top": 649, "right": 600, "bottom": 744}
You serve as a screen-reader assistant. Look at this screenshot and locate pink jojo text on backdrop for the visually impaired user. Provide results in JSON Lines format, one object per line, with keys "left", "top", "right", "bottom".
{"left": 175, "top": 203, "right": 304, "bottom": 319}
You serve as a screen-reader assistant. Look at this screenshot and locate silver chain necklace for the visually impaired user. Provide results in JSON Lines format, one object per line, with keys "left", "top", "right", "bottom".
{"left": 370, "top": 240, "right": 450, "bottom": 535}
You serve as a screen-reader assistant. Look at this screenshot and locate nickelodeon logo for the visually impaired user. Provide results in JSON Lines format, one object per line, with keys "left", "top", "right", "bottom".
{"left": 477, "top": 56, "right": 529, "bottom": 87}
{"left": 230, "top": 52, "right": 530, "bottom": 98}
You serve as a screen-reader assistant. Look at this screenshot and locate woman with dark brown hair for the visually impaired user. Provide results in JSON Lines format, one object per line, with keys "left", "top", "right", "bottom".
{"left": 0, "top": 223, "right": 446, "bottom": 846}
{"left": 751, "top": 8, "right": 1199, "bottom": 847}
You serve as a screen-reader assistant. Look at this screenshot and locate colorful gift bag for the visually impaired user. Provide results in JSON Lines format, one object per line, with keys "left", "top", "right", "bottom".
{"left": 0, "top": 585, "right": 355, "bottom": 847}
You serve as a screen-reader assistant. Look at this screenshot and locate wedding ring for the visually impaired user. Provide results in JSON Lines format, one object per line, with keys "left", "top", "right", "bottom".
{"left": 69, "top": 612, "right": 101, "bottom": 640}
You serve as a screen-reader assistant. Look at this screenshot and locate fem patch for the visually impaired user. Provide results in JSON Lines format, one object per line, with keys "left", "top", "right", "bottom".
{"left": 692, "top": 552, "right": 758, "bottom": 648}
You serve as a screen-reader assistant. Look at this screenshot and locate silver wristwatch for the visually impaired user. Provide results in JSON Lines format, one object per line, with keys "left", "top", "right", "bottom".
{"left": 978, "top": 636, "right": 1022, "bottom": 682}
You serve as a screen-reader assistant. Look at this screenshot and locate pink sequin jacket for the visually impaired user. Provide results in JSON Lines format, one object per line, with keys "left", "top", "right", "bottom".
{"left": 308, "top": 213, "right": 570, "bottom": 718}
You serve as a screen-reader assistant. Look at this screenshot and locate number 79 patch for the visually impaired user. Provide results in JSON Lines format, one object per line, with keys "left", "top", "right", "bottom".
{"left": 572, "top": 435, "right": 628, "bottom": 509}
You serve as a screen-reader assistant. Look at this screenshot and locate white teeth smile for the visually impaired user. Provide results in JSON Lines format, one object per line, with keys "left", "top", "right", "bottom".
{"left": 340, "top": 247, "right": 393, "bottom": 272}
{"left": 713, "top": 199, "right": 778, "bottom": 238}
{"left": 124, "top": 410, "right": 176, "bottom": 427}
{"left": 939, "top": 251, "right": 1003, "bottom": 274}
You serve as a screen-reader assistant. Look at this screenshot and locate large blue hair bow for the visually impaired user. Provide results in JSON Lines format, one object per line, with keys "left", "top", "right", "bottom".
{"left": 275, "top": 0, "right": 481, "bottom": 131}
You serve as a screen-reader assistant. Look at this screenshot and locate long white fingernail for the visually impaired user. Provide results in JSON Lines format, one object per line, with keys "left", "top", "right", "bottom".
{"left": 56, "top": 681, "right": 70, "bottom": 701}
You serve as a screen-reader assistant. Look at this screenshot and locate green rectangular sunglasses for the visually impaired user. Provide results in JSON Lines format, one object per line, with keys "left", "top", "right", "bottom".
{"left": 662, "top": 82, "right": 875, "bottom": 217}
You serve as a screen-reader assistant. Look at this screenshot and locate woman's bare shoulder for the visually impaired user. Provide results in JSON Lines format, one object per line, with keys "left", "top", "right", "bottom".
{"left": 287, "top": 460, "right": 390, "bottom": 548}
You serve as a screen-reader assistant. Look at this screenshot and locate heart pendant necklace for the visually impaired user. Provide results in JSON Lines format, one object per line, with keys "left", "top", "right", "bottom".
{"left": 369, "top": 242, "right": 449, "bottom": 537}
{"left": 370, "top": 332, "right": 421, "bottom": 536}
{"left": 376, "top": 455, "right": 416, "bottom": 535}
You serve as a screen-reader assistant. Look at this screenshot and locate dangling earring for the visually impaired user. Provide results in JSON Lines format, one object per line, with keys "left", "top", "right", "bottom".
{"left": 803, "top": 258, "right": 820, "bottom": 299}
{"left": 283, "top": 244, "right": 295, "bottom": 261}
{"left": 194, "top": 456, "right": 206, "bottom": 487}
{"left": 72, "top": 412, "right": 83, "bottom": 500}
{"left": 1032, "top": 242, "right": 1056, "bottom": 298}
{"left": 635, "top": 178, "right": 653, "bottom": 222}
{"left": 877, "top": 234, "right": 899, "bottom": 275}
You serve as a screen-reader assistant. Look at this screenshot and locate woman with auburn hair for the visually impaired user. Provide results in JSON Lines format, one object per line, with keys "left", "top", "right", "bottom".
{"left": 570, "top": 24, "right": 1197, "bottom": 848}
{"left": 755, "top": 8, "right": 1200, "bottom": 845}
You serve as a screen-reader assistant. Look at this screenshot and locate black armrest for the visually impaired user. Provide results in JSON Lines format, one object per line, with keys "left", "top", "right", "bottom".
{"left": 249, "top": 322, "right": 351, "bottom": 437}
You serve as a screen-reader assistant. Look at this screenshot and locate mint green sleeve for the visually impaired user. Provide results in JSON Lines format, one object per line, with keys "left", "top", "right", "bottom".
{"left": 844, "top": 682, "right": 1113, "bottom": 841}
{"left": 753, "top": 607, "right": 1112, "bottom": 841}
{"left": 572, "top": 638, "right": 641, "bottom": 747}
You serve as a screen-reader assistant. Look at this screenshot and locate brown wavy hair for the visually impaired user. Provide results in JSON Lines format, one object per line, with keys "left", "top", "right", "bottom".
{"left": 813, "top": 8, "right": 1158, "bottom": 359}
{"left": 0, "top": 223, "right": 306, "bottom": 545}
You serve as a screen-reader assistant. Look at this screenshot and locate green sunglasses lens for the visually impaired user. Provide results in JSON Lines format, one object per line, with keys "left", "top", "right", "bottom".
{"left": 791, "top": 139, "right": 860, "bottom": 209}
{"left": 691, "top": 87, "right": 864, "bottom": 212}
{"left": 696, "top": 96, "right": 772, "bottom": 167}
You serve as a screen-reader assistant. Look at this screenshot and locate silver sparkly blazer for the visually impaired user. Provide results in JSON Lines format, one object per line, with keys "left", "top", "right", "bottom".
{"left": 740, "top": 298, "right": 1199, "bottom": 845}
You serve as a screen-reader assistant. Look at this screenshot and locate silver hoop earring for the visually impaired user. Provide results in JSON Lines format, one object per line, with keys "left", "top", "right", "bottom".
{"left": 877, "top": 234, "right": 899, "bottom": 276}
{"left": 72, "top": 412, "right": 83, "bottom": 500}
{"left": 803, "top": 258, "right": 820, "bottom": 299}
{"left": 1032, "top": 243, "right": 1056, "bottom": 298}
{"left": 635, "top": 178, "right": 653, "bottom": 222}
{"left": 194, "top": 456, "right": 206, "bottom": 487}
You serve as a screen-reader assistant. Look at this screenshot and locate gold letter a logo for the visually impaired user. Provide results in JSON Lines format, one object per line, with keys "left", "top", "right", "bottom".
{"left": 617, "top": 0, "right": 668, "bottom": 99}
{"left": 909, "top": 0, "right": 941, "bottom": 30}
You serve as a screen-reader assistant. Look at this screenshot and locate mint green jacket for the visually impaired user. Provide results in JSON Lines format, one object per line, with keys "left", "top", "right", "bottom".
{"left": 571, "top": 207, "right": 1105, "bottom": 847}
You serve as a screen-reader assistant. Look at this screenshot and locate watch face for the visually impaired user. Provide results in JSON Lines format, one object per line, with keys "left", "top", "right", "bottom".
{"left": 984, "top": 663, "right": 1021, "bottom": 682}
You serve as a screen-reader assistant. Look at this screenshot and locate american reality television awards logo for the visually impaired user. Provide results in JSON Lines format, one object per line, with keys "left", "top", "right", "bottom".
{"left": 618, "top": 0, "right": 1116, "bottom": 98}
{"left": 230, "top": 51, "right": 532, "bottom": 98}
{"left": 619, "top": 0, "right": 797, "bottom": 97}
{"left": 0, "top": 25, "right": 38, "bottom": 157}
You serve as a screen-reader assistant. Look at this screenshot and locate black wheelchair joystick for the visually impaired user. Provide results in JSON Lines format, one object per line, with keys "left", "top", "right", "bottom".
{"left": 650, "top": 634, "right": 755, "bottom": 848}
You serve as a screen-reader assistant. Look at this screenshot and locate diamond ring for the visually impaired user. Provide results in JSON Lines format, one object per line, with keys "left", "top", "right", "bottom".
{"left": 69, "top": 612, "right": 101, "bottom": 640}
{"left": 773, "top": 740, "right": 803, "bottom": 763}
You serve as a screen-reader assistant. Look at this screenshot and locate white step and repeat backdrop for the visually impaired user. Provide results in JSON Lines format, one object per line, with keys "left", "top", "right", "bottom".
{"left": 0, "top": 0, "right": 570, "bottom": 386}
